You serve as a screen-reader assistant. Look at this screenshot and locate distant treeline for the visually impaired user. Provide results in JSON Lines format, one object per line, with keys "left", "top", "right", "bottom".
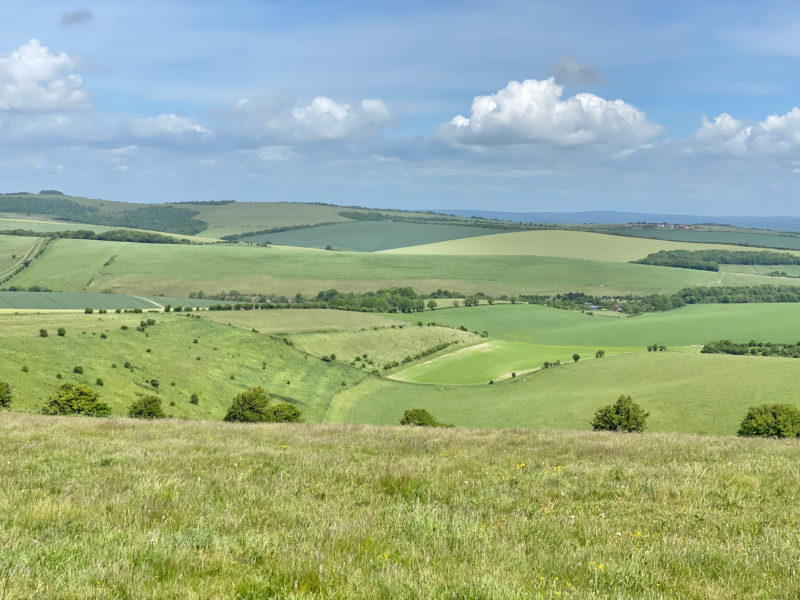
{"left": 634, "top": 249, "right": 800, "bottom": 271}
{"left": 702, "top": 339, "right": 800, "bottom": 358}
{"left": 339, "top": 210, "right": 558, "bottom": 231}
{"left": 0, "top": 195, "right": 207, "bottom": 235}
{"left": 0, "top": 229, "right": 192, "bottom": 244}
{"left": 202, "top": 287, "right": 428, "bottom": 313}
{"left": 219, "top": 222, "right": 341, "bottom": 242}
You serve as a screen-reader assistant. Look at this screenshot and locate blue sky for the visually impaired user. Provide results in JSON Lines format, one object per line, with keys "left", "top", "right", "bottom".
{"left": 2, "top": 1, "right": 800, "bottom": 214}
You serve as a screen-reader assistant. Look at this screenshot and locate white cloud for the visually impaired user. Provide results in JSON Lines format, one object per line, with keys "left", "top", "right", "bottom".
{"left": 222, "top": 95, "right": 391, "bottom": 143}
{"left": 436, "top": 78, "right": 663, "bottom": 149}
{"left": 255, "top": 145, "right": 296, "bottom": 162}
{"left": 0, "top": 39, "right": 89, "bottom": 111}
{"left": 129, "top": 113, "right": 210, "bottom": 138}
{"left": 691, "top": 108, "right": 800, "bottom": 156}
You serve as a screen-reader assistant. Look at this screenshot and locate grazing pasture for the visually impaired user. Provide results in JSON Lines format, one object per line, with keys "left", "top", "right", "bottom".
{"left": 1, "top": 414, "right": 797, "bottom": 598}
{"left": 7, "top": 237, "right": 796, "bottom": 297}
{"left": 243, "top": 220, "right": 501, "bottom": 251}
{"left": 0, "top": 234, "right": 40, "bottom": 276}
{"left": 381, "top": 229, "right": 795, "bottom": 261}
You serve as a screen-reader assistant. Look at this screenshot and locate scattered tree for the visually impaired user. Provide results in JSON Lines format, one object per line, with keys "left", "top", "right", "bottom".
{"left": 427, "top": 299, "right": 437, "bottom": 310}
{"left": 595, "top": 350, "right": 606, "bottom": 358}
{"left": 189, "top": 393, "right": 199, "bottom": 405}
{"left": 591, "top": 395, "right": 649, "bottom": 432}
{"left": 572, "top": 353, "right": 580, "bottom": 362}
{"left": 128, "top": 395, "right": 166, "bottom": 419}
{"left": 738, "top": 404, "right": 800, "bottom": 438}
{"left": 224, "top": 386, "right": 271, "bottom": 423}
{"left": 73, "top": 365, "right": 84, "bottom": 374}
{"left": 42, "top": 383, "right": 111, "bottom": 417}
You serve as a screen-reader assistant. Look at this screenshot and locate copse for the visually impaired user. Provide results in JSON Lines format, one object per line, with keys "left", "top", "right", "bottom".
{"left": 591, "top": 395, "right": 648, "bottom": 432}
{"left": 128, "top": 395, "right": 166, "bottom": 419}
{"left": 400, "top": 408, "right": 450, "bottom": 427}
{"left": 224, "top": 387, "right": 302, "bottom": 423}
{"left": 737, "top": 404, "right": 800, "bottom": 438}
{"left": 41, "top": 383, "right": 111, "bottom": 417}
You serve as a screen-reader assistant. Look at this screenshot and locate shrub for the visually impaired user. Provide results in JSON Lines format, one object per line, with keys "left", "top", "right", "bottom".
{"left": 21, "top": 365, "right": 28, "bottom": 373}
{"left": 39, "top": 328, "right": 48, "bottom": 337}
{"left": 57, "top": 327, "right": 66, "bottom": 337}
{"left": 572, "top": 353, "right": 580, "bottom": 362}
{"left": 268, "top": 402, "right": 302, "bottom": 423}
{"left": 96, "top": 378, "right": 104, "bottom": 386}
{"left": 42, "top": 383, "right": 111, "bottom": 417}
{"left": 400, "top": 408, "right": 449, "bottom": 427}
{"left": 0, "top": 382, "right": 13, "bottom": 408}
{"left": 224, "top": 387, "right": 272, "bottom": 423}
{"left": 738, "top": 404, "right": 800, "bottom": 438}
{"left": 128, "top": 395, "right": 165, "bottom": 419}
{"left": 73, "top": 365, "right": 84, "bottom": 374}
{"left": 150, "top": 379, "right": 159, "bottom": 389}
{"left": 189, "top": 393, "right": 199, "bottom": 405}
{"left": 100, "top": 333, "right": 107, "bottom": 339}
{"left": 591, "top": 395, "right": 649, "bottom": 432}
{"left": 84, "top": 308, "right": 93, "bottom": 314}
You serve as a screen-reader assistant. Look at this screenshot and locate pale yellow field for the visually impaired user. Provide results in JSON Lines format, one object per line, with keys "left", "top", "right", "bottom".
{"left": 381, "top": 230, "right": 800, "bottom": 262}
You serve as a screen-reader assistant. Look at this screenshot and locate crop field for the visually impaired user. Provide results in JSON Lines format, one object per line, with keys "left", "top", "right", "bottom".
{"left": 289, "top": 324, "right": 481, "bottom": 367}
{"left": 381, "top": 229, "right": 790, "bottom": 261}
{"left": 243, "top": 221, "right": 501, "bottom": 251}
{"left": 8, "top": 237, "right": 797, "bottom": 297}
{"left": 330, "top": 352, "right": 800, "bottom": 434}
{"left": 392, "top": 302, "right": 800, "bottom": 347}
{"left": 611, "top": 227, "right": 800, "bottom": 250}
{"left": 0, "top": 311, "right": 365, "bottom": 422}
{"left": 1, "top": 414, "right": 797, "bottom": 598}
{"left": 391, "top": 340, "right": 642, "bottom": 384}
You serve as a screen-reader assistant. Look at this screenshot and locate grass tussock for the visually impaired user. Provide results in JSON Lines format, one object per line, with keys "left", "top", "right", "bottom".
{"left": 1, "top": 413, "right": 798, "bottom": 598}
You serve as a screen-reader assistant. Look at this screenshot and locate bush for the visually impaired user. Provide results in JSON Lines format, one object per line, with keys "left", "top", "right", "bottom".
{"left": 224, "top": 387, "right": 273, "bottom": 423}
{"left": 84, "top": 308, "right": 93, "bottom": 314}
{"left": 39, "top": 328, "right": 48, "bottom": 337}
{"left": 73, "top": 365, "right": 84, "bottom": 374}
{"left": 400, "top": 408, "right": 449, "bottom": 427}
{"left": 150, "top": 379, "right": 159, "bottom": 389}
{"left": 591, "top": 395, "right": 649, "bottom": 432}
{"left": 189, "top": 393, "right": 199, "bottom": 405}
{"left": 57, "top": 327, "right": 66, "bottom": 337}
{"left": 268, "top": 402, "right": 302, "bottom": 423}
{"left": 738, "top": 404, "right": 800, "bottom": 438}
{"left": 128, "top": 395, "right": 165, "bottom": 419}
{"left": 41, "top": 383, "right": 111, "bottom": 417}
{"left": 0, "top": 382, "right": 13, "bottom": 408}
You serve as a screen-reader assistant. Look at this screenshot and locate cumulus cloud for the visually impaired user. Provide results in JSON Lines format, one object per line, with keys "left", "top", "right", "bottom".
{"left": 553, "top": 56, "right": 605, "bottom": 85}
{"left": 61, "top": 9, "right": 93, "bottom": 26}
{"left": 129, "top": 113, "right": 210, "bottom": 138}
{"left": 0, "top": 39, "right": 89, "bottom": 111}
{"left": 220, "top": 95, "right": 391, "bottom": 143}
{"left": 691, "top": 108, "right": 800, "bottom": 156}
{"left": 436, "top": 78, "right": 662, "bottom": 149}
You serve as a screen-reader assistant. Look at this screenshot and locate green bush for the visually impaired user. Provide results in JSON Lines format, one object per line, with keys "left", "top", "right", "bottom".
{"left": 41, "top": 383, "right": 111, "bottom": 417}
{"left": 0, "top": 382, "right": 13, "bottom": 408}
{"left": 128, "top": 395, "right": 165, "bottom": 419}
{"left": 73, "top": 366, "right": 84, "bottom": 374}
{"left": 738, "top": 404, "right": 800, "bottom": 438}
{"left": 399, "top": 408, "right": 449, "bottom": 427}
{"left": 268, "top": 402, "right": 302, "bottom": 423}
{"left": 591, "top": 395, "right": 649, "bottom": 432}
{"left": 57, "top": 327, "right": 66, "bottom": 337}
{"left": 189, "top": 393, "right": 199, "bottom": 405}
{"left": 39, "top": 328, "right": 48, "bottom": 337}
{"left": 224, "top": 387, "right": 302, "bottom": 423}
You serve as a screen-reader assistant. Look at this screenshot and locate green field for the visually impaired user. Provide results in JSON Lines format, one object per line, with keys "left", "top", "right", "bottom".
{"left": 8, "top": 237, "right": 797, "bottom": 297}
{"left": 0, "top": 291, "right": 228, "bottom": 310}
{"left": 0, "top": 311, "right": 365, "bottom": 422}
{"left": 244, "top": 220, "right": 501, "bottom": 251}
{"left": 382, "top": 229, "right": 793, "bottom": 261}
{"left": 0, "top": 216, "right": 116, "bottom": 233}
{"left": 0, "top": 234, "right": 39, "bottom": 276}
{"left": 391, "top": 339, "right": 641, "bottom": 384}
{"left": 392, "top": 302, "right": 800, "bottom": 347}
{"left": 330, "top": 352, "right": 800, "bottom": 434}
{"left": 608, "top": 227, "right": 800, "bottom": 250}
{"left": 2, "top": 414, "right": 797, "bottom": 598}
{"left": 289, "top": 324, "right": 481, "bottom": 367}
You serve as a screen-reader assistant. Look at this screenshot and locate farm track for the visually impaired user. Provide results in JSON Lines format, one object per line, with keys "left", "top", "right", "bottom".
{"left": 0, "top": 237, "right": 48, "bottom": 283}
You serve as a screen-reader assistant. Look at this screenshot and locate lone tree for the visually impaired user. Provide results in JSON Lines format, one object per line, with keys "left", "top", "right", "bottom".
{"left": 400, "top": 408, "right": 450, "bottom": 427}
{"left": 738, "top": 404, "right": 800, "bottom": 438}
{"left": 572, "top": 353, "right": 581, "bottom": 362}
{"left": 427, "top": 299, "right": 437, "bottom": 310}
{"left": 591, "top": 395, "right": 648, "bottom": 432}
{"left": 224, "top": 387, "right": 302, "bottom": 423}
{"left": 42, "top": 383, "right": 111, "bottom": 417}
{"left": 128, "top": 395, "right": 166, "bottom": 419}
{"left": 0, "top": 382, "right": 13, "bottom": 408}
{"left": 595, "top": 350, "right": 606, "bottom": 358}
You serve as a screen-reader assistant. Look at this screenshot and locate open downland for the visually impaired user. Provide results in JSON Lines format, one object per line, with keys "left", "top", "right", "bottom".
{"left": 2, "top": 414, "right": 797, "bottom": 598}
{"left": 330, "top": 352, "right": 800, "bottom": 435}
{"left": 243, "top": 221, "right": 502, "bottom": 251}
{"left": 201, "top": 308, "right": 402, "bottom": 334}
{"left": 380, "top": 229, "right": 800, "bottom": 261}
{"left": 7, "top": 237, "right": 797, "bottom": 297}
{"left": 391, "top": 339, "right": 641, "bottom": 384}
{"left": 392, "top": 302, "right": 800, "bottom": 347}
{"left": 0, "top": 234, "right": 40, "bottom": 276}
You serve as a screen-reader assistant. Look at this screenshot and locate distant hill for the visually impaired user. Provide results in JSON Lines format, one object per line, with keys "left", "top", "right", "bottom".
{"left": 441, "top": 209, "right": 800, "bottom": 232}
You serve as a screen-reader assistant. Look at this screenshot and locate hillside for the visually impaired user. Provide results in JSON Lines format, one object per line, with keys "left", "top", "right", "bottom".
{"left": 1, "top": 413, "right": 797, "bottom": 599}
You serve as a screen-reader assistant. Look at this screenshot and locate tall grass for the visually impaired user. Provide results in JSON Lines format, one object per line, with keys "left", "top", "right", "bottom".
{"left": 1, "top": 413, "right": 797, "bottom": 598}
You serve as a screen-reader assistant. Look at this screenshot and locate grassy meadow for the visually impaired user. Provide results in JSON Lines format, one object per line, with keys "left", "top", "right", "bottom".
{"left": 7, "top": 236, "right": 796, "bottom": 297}
{"left": 1, "top": 413, "right": 798, "bottom": 599}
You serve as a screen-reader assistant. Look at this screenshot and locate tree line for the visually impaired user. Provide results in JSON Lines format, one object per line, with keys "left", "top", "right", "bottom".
{"left": 701, "top": 339, "right": 800, "bottom": 358}
{"left": 0, "top": 228, "right": 193, "bottom": 244}
{"left": 634, "top": 249, "right": 800, "bottom": 271}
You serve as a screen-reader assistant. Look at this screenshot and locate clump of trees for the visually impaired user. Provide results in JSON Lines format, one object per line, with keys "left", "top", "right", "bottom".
{"left": 738, "top": 404, "right": 800, "bottom": 438}
{"left": 41, "top": 383, "right": 111, "bottom": 417}
{"left": 591, "top": 395, "right": 649, "bottom": 432}
{"left": 0, "top": 382, "right": 13, "bottom": 408}
{"left": 224, "top": 387, "right": 301, "bottom": 423}
{"left": 128, "top": 395, "right": 165, "bottom": 419}
{"left": 702, "top": 339, "right": 800, "bottom": 358}
{"left": 399, "top": 408, "right": 450, "bottom": 427}
{"left": 635, "top": 249, "right": 800, "bottom": 272}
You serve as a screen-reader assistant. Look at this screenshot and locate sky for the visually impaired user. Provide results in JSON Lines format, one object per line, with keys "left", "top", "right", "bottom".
{"left": 2, "top": 1, "right": 800, "bottom": 215}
